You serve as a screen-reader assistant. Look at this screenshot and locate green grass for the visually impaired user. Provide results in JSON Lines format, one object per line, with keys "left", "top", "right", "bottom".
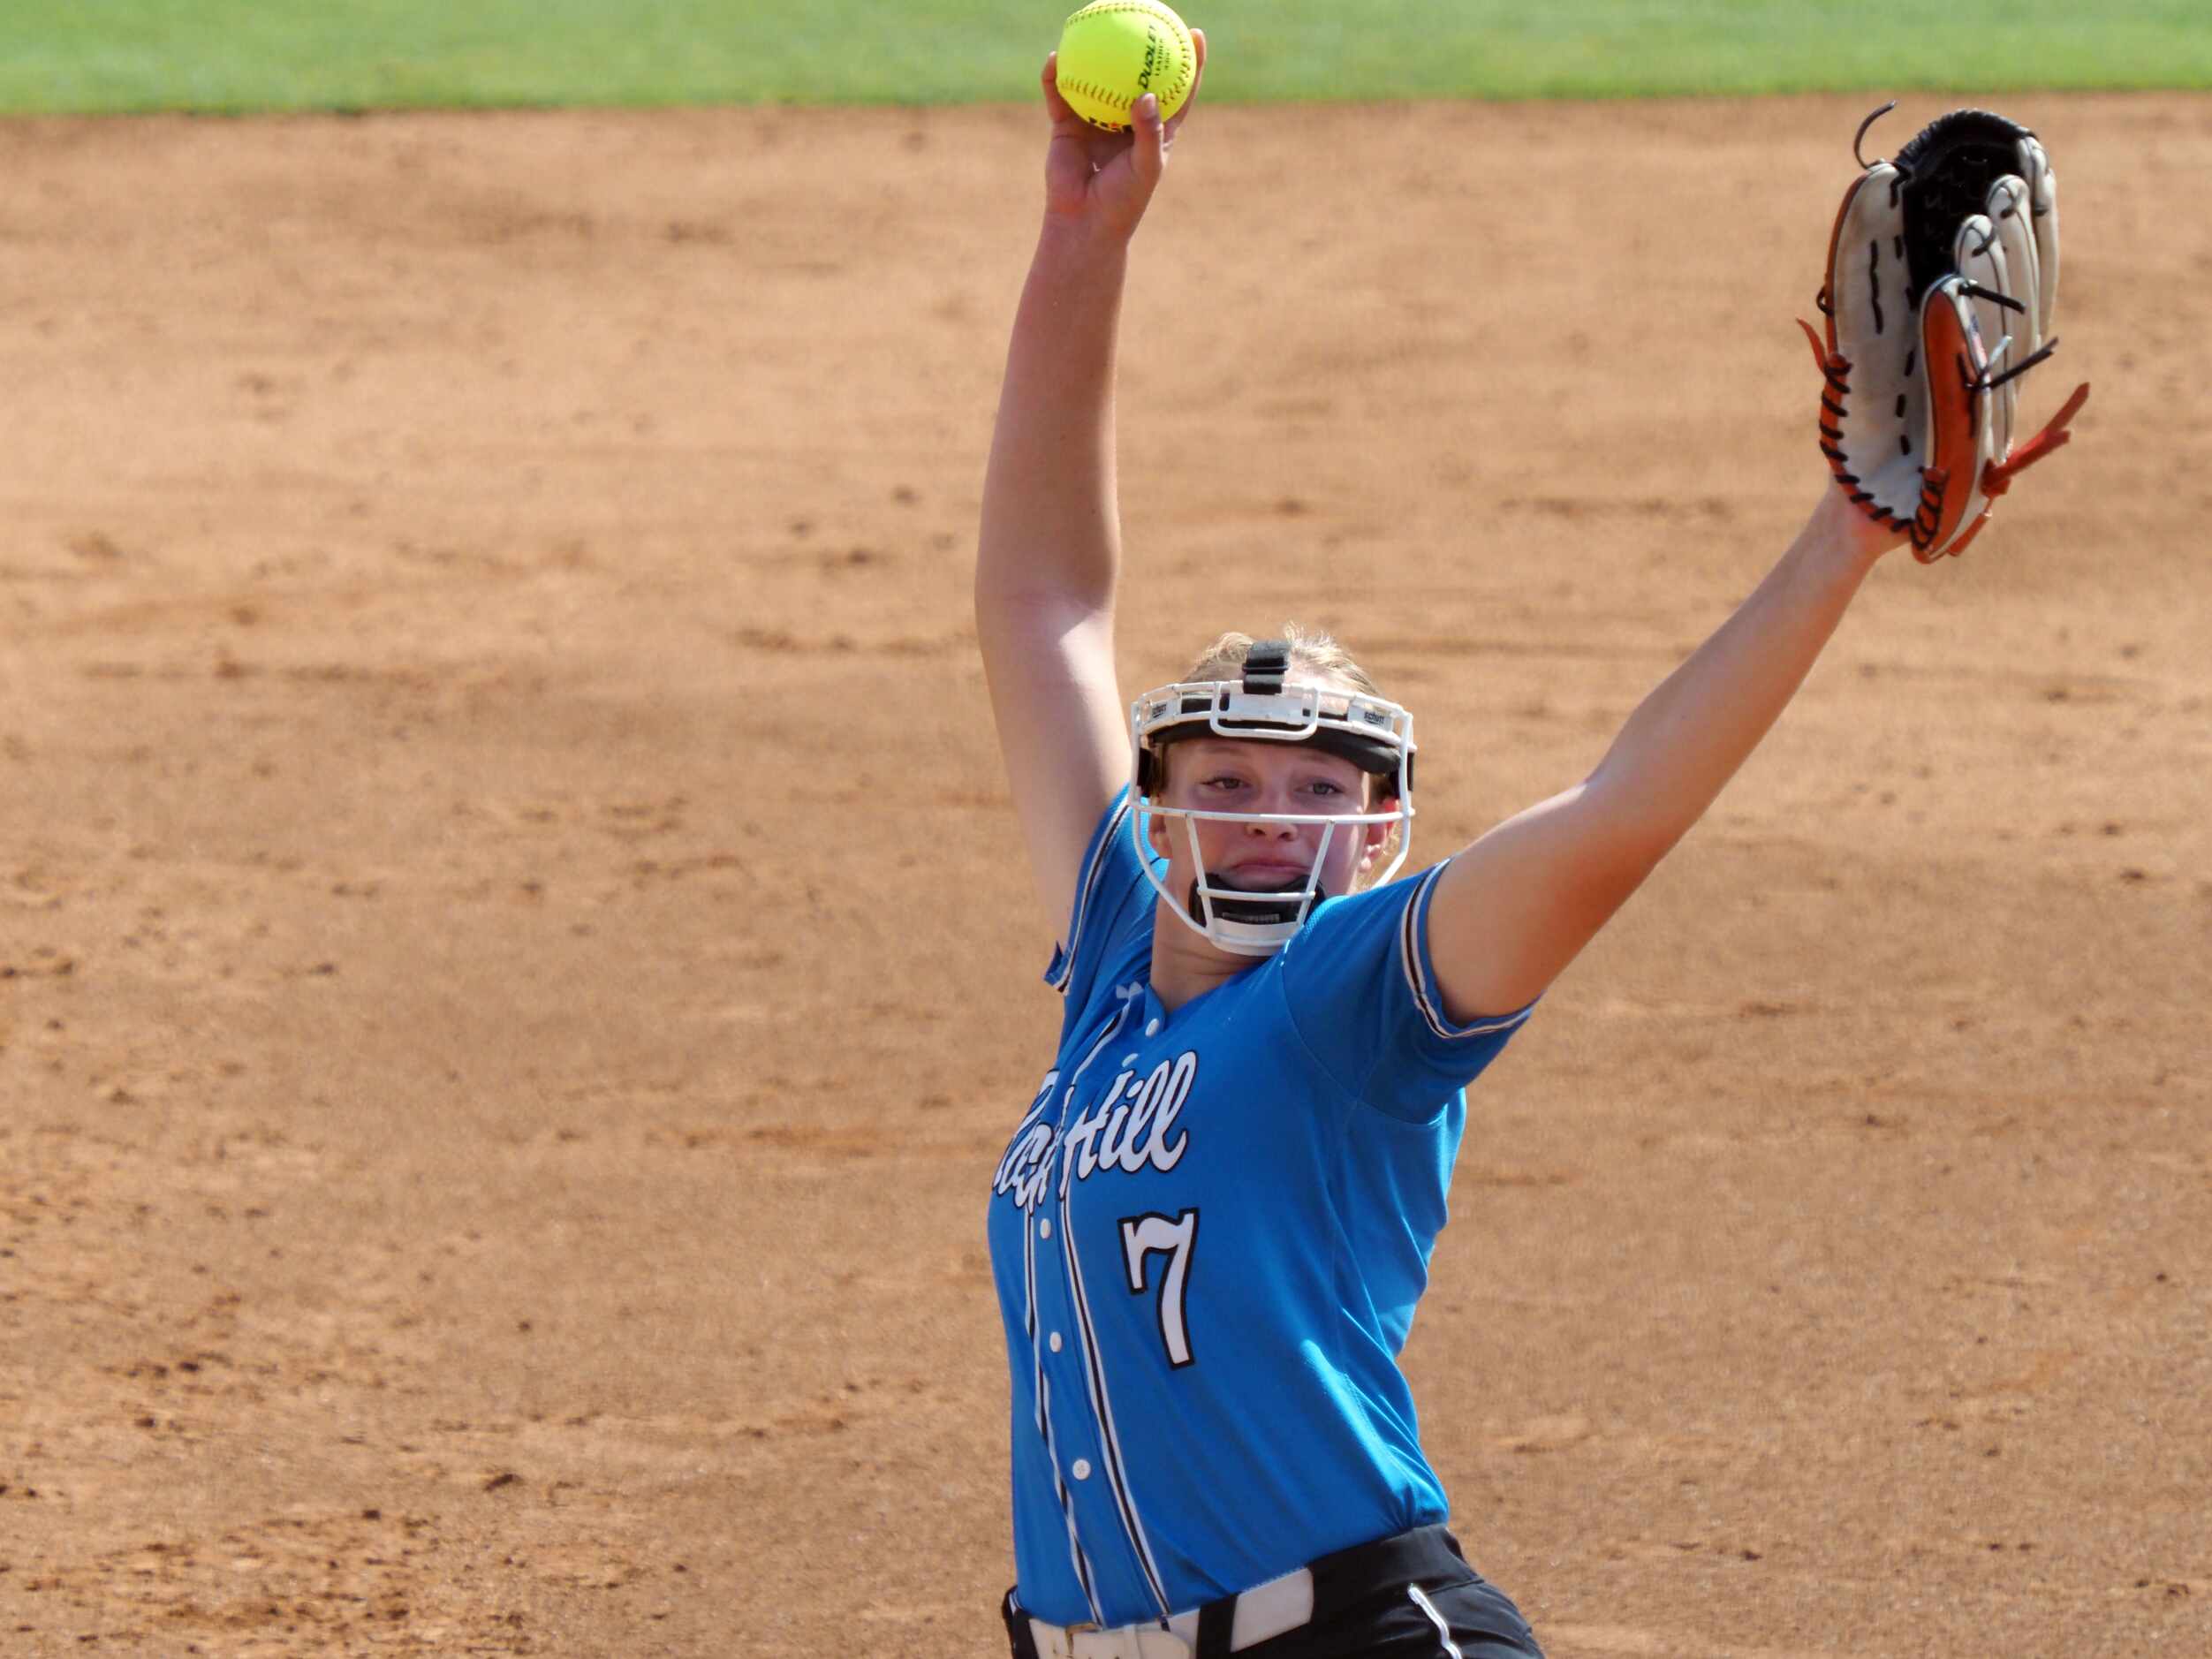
{"left": 1, "top": 0, "right": 2207, "bottom": 114}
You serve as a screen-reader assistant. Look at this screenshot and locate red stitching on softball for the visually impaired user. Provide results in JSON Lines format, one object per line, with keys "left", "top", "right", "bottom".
{"left": 1060, "top": 77, "right": 1131, "bottom": 110}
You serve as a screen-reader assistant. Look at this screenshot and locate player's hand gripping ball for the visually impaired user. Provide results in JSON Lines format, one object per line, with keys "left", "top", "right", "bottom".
{"left": 1055, "top": 0, "right": 1197, "bottom": 132}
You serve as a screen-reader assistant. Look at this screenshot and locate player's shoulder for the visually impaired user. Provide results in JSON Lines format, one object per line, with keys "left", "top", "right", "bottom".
{"left": 1283, "top": 860, "right": 1443, "bottom": 980}
{"left": 1276, "top": 859, "right": 1533, "bottom": 1117}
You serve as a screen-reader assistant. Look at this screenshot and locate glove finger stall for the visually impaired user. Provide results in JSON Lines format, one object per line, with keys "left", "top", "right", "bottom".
{"left": 2022, "top": 136, "right": 2060, "bottom": 337}
{"left": 1916, "top": 277, "right": 1999, "bottom": 557}
{"left": 1952, "top": 211, "right": 2017, "bottom": 452}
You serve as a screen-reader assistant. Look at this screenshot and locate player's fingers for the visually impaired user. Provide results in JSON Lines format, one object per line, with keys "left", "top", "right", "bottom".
{"left": 1163, "top": 28, "right": 1205, "bottom": 140}
{"left": 1130, "top": 93, "right": 1166, "bottom": 186}
{"left": 1041, "top": 52, "right": 1078, "bottom": 125}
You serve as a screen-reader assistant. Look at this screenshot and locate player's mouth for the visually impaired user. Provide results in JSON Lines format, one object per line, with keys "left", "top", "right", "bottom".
{"left": 1218, "top": 860, "right": 1313, "bottom": 888}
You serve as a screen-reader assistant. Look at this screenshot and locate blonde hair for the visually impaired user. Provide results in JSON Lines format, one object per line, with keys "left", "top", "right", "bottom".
{"left": 1179, "top": 624, "right": 1386, "bottom": 700}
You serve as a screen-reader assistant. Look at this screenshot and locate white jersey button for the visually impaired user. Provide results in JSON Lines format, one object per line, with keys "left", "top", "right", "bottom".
{"left": 1039, "top": 1219, "right": 1052, "bottom": 1239}
{"left": 1049, "top": 1331, "right": 1063, "bottom": 1352}
{"left": 1071, "top": 1458, "right": 1092, "bottom": 1481}
{"left": 1144, "top": 1019, "right": 1161, "bottom": 1037}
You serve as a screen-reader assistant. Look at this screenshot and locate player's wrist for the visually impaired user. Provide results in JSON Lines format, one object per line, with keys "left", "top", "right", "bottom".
{"left": 1803, "top": 484, "right": 1903, "bottom": 572}
{"left": 1034, "top": 212, "right": 1135, "bottom": 276}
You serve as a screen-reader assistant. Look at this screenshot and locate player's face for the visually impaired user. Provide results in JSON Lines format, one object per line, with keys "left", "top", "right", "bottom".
{"left": 1147, "top": 737, "right": 1392, "bottom": 902}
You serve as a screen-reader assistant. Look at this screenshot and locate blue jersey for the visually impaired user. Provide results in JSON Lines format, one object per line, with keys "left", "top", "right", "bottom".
{"left": 986, "top": 788, "right": 1534, "bottom": 1628}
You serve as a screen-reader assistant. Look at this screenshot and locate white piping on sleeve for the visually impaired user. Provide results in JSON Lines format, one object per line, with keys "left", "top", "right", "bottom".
{"left": 1398, "top": 862, "right": 1535, "bottom": 1041}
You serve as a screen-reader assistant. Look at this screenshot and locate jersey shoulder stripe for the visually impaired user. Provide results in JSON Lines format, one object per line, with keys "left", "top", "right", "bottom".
{"left": 1398, "top": 861, "right": 1538, "bottom": 1042}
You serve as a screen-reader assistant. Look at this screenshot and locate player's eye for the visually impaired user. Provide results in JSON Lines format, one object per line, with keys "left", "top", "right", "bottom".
{"left": 1201, "top": 775, "right": 1247, "bottom": 792}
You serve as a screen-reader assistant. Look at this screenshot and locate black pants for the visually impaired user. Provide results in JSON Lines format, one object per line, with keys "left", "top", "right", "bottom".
{"left": 1003, "top": 1525, "right": 1544, "bottom": 1659}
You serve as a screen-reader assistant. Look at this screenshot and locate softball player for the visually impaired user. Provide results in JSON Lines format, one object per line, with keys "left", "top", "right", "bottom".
{"left": 975, "top": 42, "right": 1906, "bottom": 1659}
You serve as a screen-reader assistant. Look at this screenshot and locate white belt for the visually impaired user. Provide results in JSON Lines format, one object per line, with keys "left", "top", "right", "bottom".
{"left": 1026, "top": 1564, "right": 1316, "bottom": 1659}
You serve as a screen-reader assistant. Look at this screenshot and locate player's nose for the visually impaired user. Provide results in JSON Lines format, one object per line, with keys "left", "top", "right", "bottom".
{"left": 1241, "top": 785, "right": 1301, "bottom": 834}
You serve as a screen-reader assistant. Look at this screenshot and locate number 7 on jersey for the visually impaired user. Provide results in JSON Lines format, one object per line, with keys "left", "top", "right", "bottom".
{"left": 1120, "top": 1209, "right": 1199, "bottom": 1368}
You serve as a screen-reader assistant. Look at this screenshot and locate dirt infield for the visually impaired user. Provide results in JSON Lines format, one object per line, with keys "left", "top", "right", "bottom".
{"left": 0, "top": 92, "right": 2206, "bottom": 1656}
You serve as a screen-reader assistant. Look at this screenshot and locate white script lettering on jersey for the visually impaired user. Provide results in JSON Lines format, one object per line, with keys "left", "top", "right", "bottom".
{"left": 993, "top": 1050, "right": 1199, "bottom": 1214}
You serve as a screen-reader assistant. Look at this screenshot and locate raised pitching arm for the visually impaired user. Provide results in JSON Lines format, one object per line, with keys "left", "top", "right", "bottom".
{"left": 974, "top": 42, "right": 1207, "bottom": 937}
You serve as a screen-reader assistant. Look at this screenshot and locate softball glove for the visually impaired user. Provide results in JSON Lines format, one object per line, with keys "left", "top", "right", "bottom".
{"left": 1800, "top": 104, "right": 2090, "bottom": 561}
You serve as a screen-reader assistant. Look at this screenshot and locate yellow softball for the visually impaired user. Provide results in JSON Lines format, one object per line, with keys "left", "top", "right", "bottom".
{"left": 1055, "top": 0, "right": 1196, "bottom": 133}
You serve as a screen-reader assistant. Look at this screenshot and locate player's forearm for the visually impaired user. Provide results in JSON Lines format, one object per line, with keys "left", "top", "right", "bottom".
{"left": 1585, "top": 490, "right": 1884, "bottom": 852}
{"left": 976, "top": 223, "right": 1133, "bottom": 615}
